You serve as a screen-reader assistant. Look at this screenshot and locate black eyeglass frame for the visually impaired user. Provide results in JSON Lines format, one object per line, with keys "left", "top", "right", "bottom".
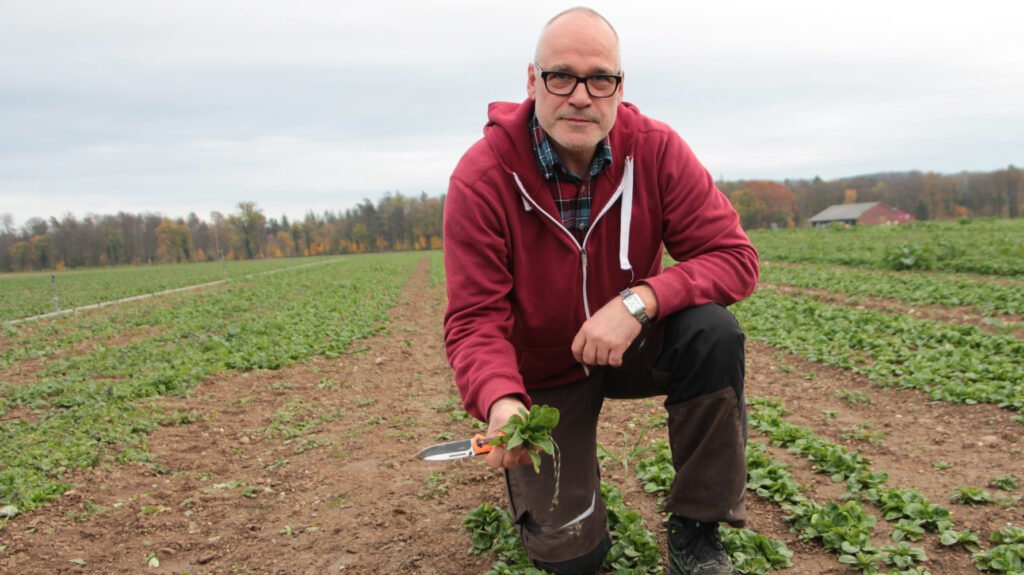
{"left": 533, "top": 62, "right": 623, "bottom": 98}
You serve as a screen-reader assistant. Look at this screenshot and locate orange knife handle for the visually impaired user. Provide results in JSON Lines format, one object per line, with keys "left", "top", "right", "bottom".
{"left": 472, "top": 434, "right": 493, "bottom": 455}
{"left": 472, "top": 432, "right": 505, "bottom": 455}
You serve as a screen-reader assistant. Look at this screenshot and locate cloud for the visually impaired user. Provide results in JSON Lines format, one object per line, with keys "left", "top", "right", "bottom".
{"left": 2, "top": 0, "right": 1023, "bottom": 227}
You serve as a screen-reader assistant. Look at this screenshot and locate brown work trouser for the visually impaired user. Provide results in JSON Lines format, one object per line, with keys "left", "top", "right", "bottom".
{"left": 505, "top": 303, "right": 748, "bottom": 565}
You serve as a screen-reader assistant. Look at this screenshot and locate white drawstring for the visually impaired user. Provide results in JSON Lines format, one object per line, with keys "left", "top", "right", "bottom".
{"left": 618, "top": 157, "right": 635, "bottom": 272}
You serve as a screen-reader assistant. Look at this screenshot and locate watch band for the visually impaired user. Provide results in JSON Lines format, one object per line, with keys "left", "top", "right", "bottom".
{"left": 620, "top": 288, "right": 650, "bottom": 326}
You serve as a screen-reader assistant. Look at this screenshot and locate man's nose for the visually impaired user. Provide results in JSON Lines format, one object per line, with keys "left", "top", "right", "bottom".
{"left": 567, "top": 80, "right": 592, "bottom": 106}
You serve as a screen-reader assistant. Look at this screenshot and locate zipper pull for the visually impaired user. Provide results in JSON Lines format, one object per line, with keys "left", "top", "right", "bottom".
{"left": 581, "top": 248, "right": 588, "bottom": 269}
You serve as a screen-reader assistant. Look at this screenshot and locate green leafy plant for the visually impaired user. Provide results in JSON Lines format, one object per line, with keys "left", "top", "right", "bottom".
{"left": 745, "top": 442, "right": 805, "bottom": 504}
{"left": 720, "top": 526, "right": 793, "bottom": 574}
{"left": 785, "top": 500, "right": 877, "bottom": 555}
{"left": 633, "top": 440, "right": 675, "bottom": 495}
{"left": 884, "top": 243, "right": 932, "bottom": 271}
{"left": 973, "top": 525, "right": 1024, "bottom": 573}
{"left": 835, "top": 389, "right": 872, "bottom": 405}
{"left": 464, "top": 485, "right": 662, "bottom": 575}
{"left": 890, "top": 519, "right": 925, "bottom": 542}
{"left": 839, "top": 548, "right": 883, "bottom": 574}
{"left": 601, "top": 482, "right": 662, "bottom": 574}
{"left": 990, "top": 475, "right": 1019, "bottom": 491}
{"left": 842, "top": 423, "right": 887, "bottom": 446}
{"left": 597, "top": 415, "right": 657, "bottom": 473}
{"left": 950, "top": 486, "right": 994, "bottom": 506}
{"left": 938, "top": 528, "right": 980, "bottom": 552}
{"left": 881, "top": 542, "right": 927, "bottom": 569}
{"left": 491, "top": 405, "right": 559, "bottom": 474}
{"left": 418, "top": 472, "right": 449, "bottom": 500}
{"left": 490, "top": 405, "right": 560, "bottom": 508}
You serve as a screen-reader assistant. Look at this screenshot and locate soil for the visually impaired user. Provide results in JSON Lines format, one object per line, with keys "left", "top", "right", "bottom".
{"left": 1, "top": 257, "right": 1022, "bottom": 574}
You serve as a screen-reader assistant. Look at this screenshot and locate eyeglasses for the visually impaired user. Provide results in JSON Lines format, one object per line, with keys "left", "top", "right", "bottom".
{"left": 533, "top": 62, "right": 622, "bottom": 98}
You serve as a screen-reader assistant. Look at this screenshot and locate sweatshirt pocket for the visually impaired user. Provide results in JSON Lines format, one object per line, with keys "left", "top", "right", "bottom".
{"left": 516, "top": 344, "right": 581, "bottom": 387}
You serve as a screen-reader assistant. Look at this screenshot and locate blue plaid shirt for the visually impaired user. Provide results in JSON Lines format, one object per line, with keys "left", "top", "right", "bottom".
{"left": 529, "top": 114, "right": 613, "bottom": 242}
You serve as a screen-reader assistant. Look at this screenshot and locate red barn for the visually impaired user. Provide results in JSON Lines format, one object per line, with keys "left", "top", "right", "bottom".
{"left": 808, "top": 202, "right": 914, "bottom": 227}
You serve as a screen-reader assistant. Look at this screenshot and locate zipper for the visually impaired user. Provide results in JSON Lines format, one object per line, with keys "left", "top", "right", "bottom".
{"left": 581, "top": 248, "right": 590, "bottom": 317}
{"left": 511, "top": 170, "right": 629, "bottom": 380}
{"left": 512, "top": 171, "right": 627, "bottom": 321}
{"left": 580, "top": 247, "right": 592, "bottom": 379}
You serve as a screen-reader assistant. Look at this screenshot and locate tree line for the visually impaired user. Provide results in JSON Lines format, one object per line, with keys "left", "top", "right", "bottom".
{"left": 0, "top": 192, "right": 443, "bottom": 272}
{"left": 720, "top": 165, "right": 1022, "bottom": 231}
{"left": 1, "top": 166, "right": 1020, "bottom": 273}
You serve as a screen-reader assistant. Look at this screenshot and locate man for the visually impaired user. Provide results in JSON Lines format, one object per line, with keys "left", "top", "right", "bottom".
{"left": 443, "top": 7, "right": 758, "bottom": 575}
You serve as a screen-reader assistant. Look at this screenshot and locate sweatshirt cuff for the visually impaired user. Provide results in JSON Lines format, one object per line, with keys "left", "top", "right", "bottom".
{"left": 639, "top": 275, "right": 685, "bottom": 319}
{"left": 473, "top": 376, "right": 532, "bottom": 423}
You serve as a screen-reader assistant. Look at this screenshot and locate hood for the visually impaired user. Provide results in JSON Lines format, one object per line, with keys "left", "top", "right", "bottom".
{"left": 482, "top": 98, "right": 641, "bottom": 196}
{"left": 482, "top": 99, "right": 640, "bottom": 274}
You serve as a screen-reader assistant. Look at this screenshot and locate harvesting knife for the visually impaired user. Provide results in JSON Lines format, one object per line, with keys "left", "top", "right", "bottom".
{"left": 414, "top": 434, "right": 497, "bottom": 462}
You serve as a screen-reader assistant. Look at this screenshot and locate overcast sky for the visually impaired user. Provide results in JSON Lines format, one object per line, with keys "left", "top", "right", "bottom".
{"left": 2, "top": 0, "right": 1022, "bottom": 229}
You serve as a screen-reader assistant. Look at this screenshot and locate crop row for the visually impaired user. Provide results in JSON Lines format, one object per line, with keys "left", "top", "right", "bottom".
{"left": 463, "top": 480, "right": 662, "bottom": 575}
{"left": 0, "top": 252, "right": 421, "bottom": 513}
{"left": 632, "top": 437, "right": 794, "bottom": 575}
{"left": 0, "top": 256, "right": 341, "bottom": 322}
{"left": 746, "top": 218, "right": 1024, "bottom": 278}
{"left": 732, "top": 291, "right": 1024, "bottom": 415}
{"left": 760, "top": 263, "right": 1024, "bottom": 318}
{"left": 747, "top": 398, "right": 1024, "bottom": 574}
{"left": 632, "top": 396, "right": 1023, "bottom": 574}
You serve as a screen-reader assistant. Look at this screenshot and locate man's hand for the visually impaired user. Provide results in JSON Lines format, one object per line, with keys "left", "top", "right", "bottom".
{"left": 571, "top": 284, "right": 658, "bottom": 367}
{"left": 485, "top": 396, "right": 535, "bottom": 469}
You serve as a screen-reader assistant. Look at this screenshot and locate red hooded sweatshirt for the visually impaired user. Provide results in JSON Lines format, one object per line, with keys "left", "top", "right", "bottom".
{"left": 444, "top": 99, "right": 759, "bottom": 422}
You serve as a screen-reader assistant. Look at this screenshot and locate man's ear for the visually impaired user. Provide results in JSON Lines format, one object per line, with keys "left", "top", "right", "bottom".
{"left": 527, "top": 62, "right": 537, "bottom": 99}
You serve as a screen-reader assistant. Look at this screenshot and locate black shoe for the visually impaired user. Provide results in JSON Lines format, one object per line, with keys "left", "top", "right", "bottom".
{"left": 667, "top": 516, "right": 737, "bottom": 575}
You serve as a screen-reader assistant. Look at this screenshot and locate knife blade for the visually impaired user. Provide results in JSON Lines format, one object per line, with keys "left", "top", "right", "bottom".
{"left": 415, "top": 433, "right": 496, "bottom": 461}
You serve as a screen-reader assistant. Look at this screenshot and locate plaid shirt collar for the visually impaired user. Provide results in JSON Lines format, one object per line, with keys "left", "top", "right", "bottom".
{"left": 529, "top": 114, "right": 612, "bottom": 182}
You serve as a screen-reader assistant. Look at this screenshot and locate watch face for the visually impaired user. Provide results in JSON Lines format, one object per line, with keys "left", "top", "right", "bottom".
{"left": 622, "top": 292, "right": 648, "bottom": 323}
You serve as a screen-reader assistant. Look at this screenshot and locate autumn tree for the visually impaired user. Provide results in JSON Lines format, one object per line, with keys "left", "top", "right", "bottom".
{"left": 101, "top": 225, "right": 126, "bottom": 265}
{"left": 156, "top": 219, "right": 194, "bottom": 263}
{"left": 228, "top": 202, "right": 267, "bottom": 259}
{"left": 727, "top": 180, "right": 796, "bottom": 229}
{"left": 8, "top": 241, "right": 31, "bottom": 271}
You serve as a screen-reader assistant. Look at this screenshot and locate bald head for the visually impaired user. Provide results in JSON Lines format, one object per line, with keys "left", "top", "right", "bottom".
{"left": 535, "top": 7, "right": 621, "bottom": 70}
{"left": 527, "top": 7, "right": 623, "bottom": 176}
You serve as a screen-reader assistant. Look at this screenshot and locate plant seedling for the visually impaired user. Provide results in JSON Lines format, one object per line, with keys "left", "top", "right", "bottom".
{"left": 490, "top": 405, "right": 560, "bottom": 508}
{"left": 990, "top": 475, "right": 1019, "bottom": 491}
{"left": 950, "top": 486, "right": 994, "bottom": 506}
{"left": 490, "top": 405, "right": 559, "bottom": 473}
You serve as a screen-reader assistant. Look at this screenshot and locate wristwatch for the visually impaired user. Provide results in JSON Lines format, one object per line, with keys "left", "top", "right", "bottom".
{"left": 620, "top": 288, "right": 650, "bottom": 326}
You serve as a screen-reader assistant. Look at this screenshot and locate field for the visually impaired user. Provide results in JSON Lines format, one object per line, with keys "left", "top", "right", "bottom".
{"left": 0, "top": 257, "right": 339, "bottom": 322}
{"left": 1, "top": 220, "right": 1023, "bottom": 574}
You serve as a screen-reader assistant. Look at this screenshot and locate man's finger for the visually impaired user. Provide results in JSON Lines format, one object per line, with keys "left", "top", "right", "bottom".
{"left": 570, "top": 331, "right": 585, "bottom": 363}
{"left": 485, "top": 445, "right": 506, "bottom": 469}
{"left": 608, "top": 348, "right": 623, "bottom": 367}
